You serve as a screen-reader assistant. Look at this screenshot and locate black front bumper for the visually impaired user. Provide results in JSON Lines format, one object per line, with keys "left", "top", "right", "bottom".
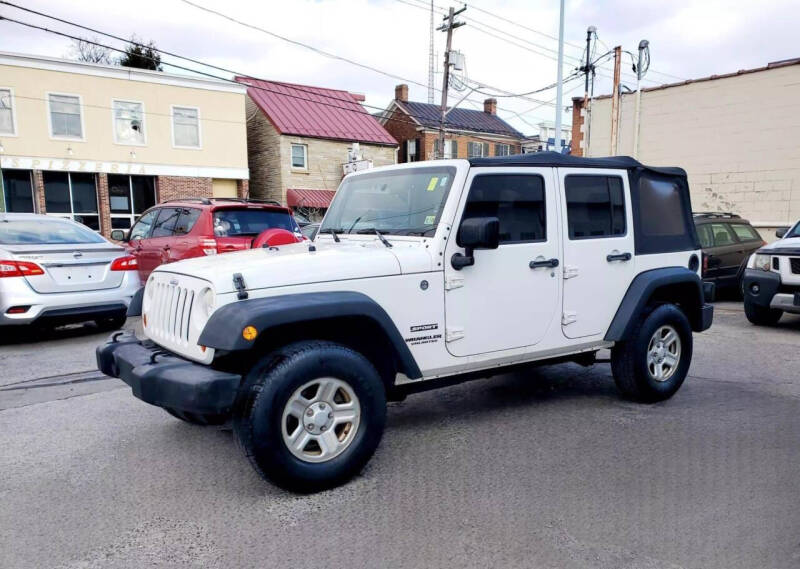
{"left": 742, "top": 268, "right": 781, "bottom": 307}
{"left": 96, "top": 331, "right": 242, "bottom": 415}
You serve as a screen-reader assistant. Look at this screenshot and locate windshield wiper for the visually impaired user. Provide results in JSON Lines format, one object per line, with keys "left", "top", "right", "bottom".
{"left": 318, "top": 228, "right": 342, "bottom": 243}
{"left": 356, "top": 227, "right": 392, "bottom": 248}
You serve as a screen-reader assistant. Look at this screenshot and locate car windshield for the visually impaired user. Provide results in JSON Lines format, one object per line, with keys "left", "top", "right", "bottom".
{"left": 785, "top": 222, "right": 800, "bottom": 239}
{"left": 320, "top": 166, "right": 457, "bottom": 236}
{"left": 0, "top": 218, "right": 106, "bottom": 245}
{"left": 213, "top": 208, "right": 299, "bottom": 237}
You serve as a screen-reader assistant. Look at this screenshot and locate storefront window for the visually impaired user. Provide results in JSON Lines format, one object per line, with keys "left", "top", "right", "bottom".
{"left": 43, "top": 171, "right": 99, "bottom": 230}
{"left": 1, "top": 170, "right": 35, "bottom": 213}
{"left": 108, "top": 174, "right": 156, "bottom": 229}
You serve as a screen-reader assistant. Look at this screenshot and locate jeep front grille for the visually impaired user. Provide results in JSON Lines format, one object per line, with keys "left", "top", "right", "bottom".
{"left": 149, "top": 281, "right": 195, "bottom": 344}
{"left": 790, "top": 257, "right": 800, "bottom": 274}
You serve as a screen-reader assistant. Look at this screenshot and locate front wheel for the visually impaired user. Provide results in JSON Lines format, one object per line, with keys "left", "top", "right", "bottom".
{"left": 611, "top": 304, "right": 693, "bottom": 403}
{"left": 233, "top": 341, "right": 386, "bottom": 493}
{"left": 744, "top": 299, "right": 782, "bottom": 326}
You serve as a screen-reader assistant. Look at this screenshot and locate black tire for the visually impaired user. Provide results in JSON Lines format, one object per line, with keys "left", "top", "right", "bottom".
{"left": 744, "top": 299, "right": 782, "bottom": 326}
{"left": 233, "top": 341, "right": 386, "bottom": 493}
{"left": 95, "top": 314, "right": 127, "bottom": 331}
{"left": 164, "top": 407, "right": 229, "bottom": 426}
{"left": 611, "top": 303, "right": 693, "bottom": 403}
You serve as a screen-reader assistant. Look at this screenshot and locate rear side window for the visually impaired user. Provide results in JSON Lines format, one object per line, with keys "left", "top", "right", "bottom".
{"left": 462, "top": 174, "right": 546, "bottom": 243}
{"left": 213, "top": 208, "right": 297, "bottom": 237}
{"left": 729, "top": 223, "right": 761, "bottom": 242}
{"left": 565, "top": 175, "right": 625, "bottom": 240}
{"left": 696, "top": 224, "right": 713, "bottom": 248}
{"left": 174, "top": 208, "right": 202, "bottom": 236}
{"left": 710, "top": 223, "right": 736, "bottom": 246}
{"left": 150, "top": 208, "right": 181, "bottom": 238}
{"left": 632, "top": 172, "right": 698, "bottom": 254}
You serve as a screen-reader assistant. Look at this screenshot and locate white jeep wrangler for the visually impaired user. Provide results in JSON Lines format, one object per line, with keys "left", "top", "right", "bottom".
{"left": 98, "top": 152, "right": 713, "bottom": 492}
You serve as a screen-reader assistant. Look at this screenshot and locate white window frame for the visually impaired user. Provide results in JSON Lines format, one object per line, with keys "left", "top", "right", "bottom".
{"left": 290, "top": 143, "right": 308, "bottom": 170}
{"left": 495, "top": 143, "right": 511, "bottom": 157}
{"left": 467, "top": 141, "right": 489, "bottom": 158}
{"left": 0, "top": 86, "right": 18, "bottom": 137}
{"left": 44, "top": 172, "right": 100, "bottom": 231}
{"left": 46, "top": 92, "right": 86, "bottom": 142}
{"left": 111, "top": 98, "right": 147, "bottom": 146}
{"left": 170, "top": 104, "right": 202, "bottom": 149}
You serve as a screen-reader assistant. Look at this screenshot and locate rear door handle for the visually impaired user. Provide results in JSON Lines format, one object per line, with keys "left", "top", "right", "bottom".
{"left": 529, "top": 258, "right": 559, "bottom": 269}
{"left": 606, "top": 252, "right": 632, "bottom": 262}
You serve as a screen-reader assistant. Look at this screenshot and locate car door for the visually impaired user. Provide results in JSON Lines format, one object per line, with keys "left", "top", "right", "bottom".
{"left": 559, "top": 169, "right": 636, "bottom": 339}
{"left": 127, "top": 209, "right": 159, "bottom": 282}
{"left": 707, "top": 223, "right": 741, "bottom": 283}
{"left": 443, "top": 167, "right": 560, "bottom": 357}
{"left": 138, "top": 207, "right": 180, "bottom": 279}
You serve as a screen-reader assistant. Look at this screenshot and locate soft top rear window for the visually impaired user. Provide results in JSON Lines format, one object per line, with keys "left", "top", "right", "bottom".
{"left": 213, "top": 208, "right": 298, "bottom": 237}
{"left": 631, "top": 171, "right": 699, "bottom": 255}
{"left": 0, "top": 218, "right": 105, "bottom": 245}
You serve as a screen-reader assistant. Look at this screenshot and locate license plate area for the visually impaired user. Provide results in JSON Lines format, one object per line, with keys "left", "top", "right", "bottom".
{"left": 48, "top": 264, "right": 105, "bottom": 285}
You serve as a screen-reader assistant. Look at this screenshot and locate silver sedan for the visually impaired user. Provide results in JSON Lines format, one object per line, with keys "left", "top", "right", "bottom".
{"left": 0, "top": 213, "right": 140, "bottom": 330}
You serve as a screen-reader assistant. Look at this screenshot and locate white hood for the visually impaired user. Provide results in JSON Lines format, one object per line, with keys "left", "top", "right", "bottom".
{"left": 152, "top": 238, "right": 434, "bottom": 294}
{"left": 760, "top": 236, "right": 800, "bottom": 251}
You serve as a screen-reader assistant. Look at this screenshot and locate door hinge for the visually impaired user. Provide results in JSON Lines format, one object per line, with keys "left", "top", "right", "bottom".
{"left": 563, "top": 265, "right": 579, "bottom": 279}
{"left": 445, "top": 327, "right": 465, "bottom": 342}
{"left": 562, "top": 311, "right": 577, "bottom": 325}
{"left": 444, "top": 275, "right": 464, "bottom": 290}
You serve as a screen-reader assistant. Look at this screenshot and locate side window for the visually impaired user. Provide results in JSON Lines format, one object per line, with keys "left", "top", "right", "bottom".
{"left": 696, "top": 224, "right": 713, "bottom": 248}
{"left": 174, "top": 208, "right": 202, "bottom": 236}
{"left": 129, "top": 209, "right": 158, "bottom": 241}
{"left": 565, "top": 175, "right": 626, "bottom": 239}
{"left": 461, "top": 174, "right": 546, "bottom": 244}
{"left": 729, "top": 223, "right": 761, "bottom": 242}
{"left": 710, "top": 223, "right": 736, "bottom": 246}
{"left": 150, "top": 208, "right": 181, "bottom": 238}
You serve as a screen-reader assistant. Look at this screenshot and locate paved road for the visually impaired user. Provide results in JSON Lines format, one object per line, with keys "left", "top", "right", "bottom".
{"left": 1, "top": 305, "right": 799, "bottom": 568}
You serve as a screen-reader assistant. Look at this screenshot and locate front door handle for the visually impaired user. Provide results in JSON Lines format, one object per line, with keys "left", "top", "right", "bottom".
{"left": 606, "top": 252, "right": 632, "bottom": 262}
{"left": 529, "top": 258, "right": 559, "bottom": 269}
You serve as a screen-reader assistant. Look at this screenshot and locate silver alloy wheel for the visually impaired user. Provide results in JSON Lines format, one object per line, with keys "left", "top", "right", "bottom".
{"left": 281, "top": 377, "right": 361, "bottom": 463}
{"left": 646, "top": 325, "right": 682, "bottom": 382}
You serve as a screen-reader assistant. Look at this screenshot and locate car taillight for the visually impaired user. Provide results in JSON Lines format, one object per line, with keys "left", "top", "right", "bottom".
{"left": 0, "top": 260, "right": 45, "bottom": 278}
{"left": 201, "top": 238, "right": 217, "bottom": 255}
{"left": 110, "top": 255, "right": 138, "bottom": 271}
{"left": 702, "top": 254, "right": 708, "bottom": 273}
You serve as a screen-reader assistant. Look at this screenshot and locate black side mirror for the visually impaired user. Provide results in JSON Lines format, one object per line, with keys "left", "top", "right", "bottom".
{"left": 110, "top": 229, "right": 128, "bottom": 242}
{"left": 776, "top": 226, "right": 789, "bottom": 238}
{"left": 452, "top": 216, "right": 500, "bottom": 270}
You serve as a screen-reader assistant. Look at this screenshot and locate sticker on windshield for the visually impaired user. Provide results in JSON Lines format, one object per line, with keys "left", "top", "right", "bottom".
{"left": 426, "top": 177, "right": 439, "bottom": 192}
{"left": 439, "top": 176, "right": 448, "bottom": 187}
{"left": 424, "top": 215, "right": 436, "bottom": 225}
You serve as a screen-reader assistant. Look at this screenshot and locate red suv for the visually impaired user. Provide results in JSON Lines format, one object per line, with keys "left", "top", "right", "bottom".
{"left": 111, "top": 198, "right": 303, "bottom": 282}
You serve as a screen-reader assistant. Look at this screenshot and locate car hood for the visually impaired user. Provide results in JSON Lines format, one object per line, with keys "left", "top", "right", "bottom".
{"left": 152, "top": 238, "right": 434, "bottom": 294}
{"left": 759, "top": 236, "right": 800, "bottom": 252}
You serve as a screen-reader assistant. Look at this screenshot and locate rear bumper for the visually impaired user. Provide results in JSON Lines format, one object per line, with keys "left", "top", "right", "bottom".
{"left": 96, "top": 331, "right": 242, "bottom": 415}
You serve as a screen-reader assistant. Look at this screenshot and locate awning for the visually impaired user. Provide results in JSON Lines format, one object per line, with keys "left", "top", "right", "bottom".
{"left": 286, "top": 188, "right": 336, "bottom": 209}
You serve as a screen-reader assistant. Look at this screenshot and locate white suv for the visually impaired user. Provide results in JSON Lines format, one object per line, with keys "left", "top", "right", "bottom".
{"left": 98, "top": 153, "right": 713, "bottom": 492}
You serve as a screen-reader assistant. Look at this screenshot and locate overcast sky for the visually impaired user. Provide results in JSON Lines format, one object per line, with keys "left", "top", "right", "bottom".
{"left": 1, "top": 0, "right": 796, "bottom": 136}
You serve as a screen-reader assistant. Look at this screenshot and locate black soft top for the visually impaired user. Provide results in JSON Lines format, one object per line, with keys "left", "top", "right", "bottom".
{"left": 469, "top": 151, "right": 687, "bottom": 178}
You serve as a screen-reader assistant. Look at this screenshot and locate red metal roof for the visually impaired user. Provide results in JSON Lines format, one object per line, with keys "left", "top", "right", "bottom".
{"left": 236, "top": 77, "right": 397, "bottom": 146}
{"left": 287, "top": 188, "right": 337, "bottom": 209}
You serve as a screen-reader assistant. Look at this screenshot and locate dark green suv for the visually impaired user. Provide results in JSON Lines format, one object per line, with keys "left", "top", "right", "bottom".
{"left": 694, "top": 212, "right": 765, "bottom": 290}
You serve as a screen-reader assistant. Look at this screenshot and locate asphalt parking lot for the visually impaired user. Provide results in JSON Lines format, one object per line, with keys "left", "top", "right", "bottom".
{"left": 1, "top": 303, "right": 799, "bottom": 569}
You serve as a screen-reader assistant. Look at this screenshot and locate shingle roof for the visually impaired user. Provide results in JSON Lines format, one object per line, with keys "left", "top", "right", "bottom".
{"left": 237, "top": 77, "right": 397, "bottom": 146}
{"left": 398, "top": 100, "right": 524, "bottom": 138}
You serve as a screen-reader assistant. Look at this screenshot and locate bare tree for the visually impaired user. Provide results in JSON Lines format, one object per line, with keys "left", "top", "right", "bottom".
{"left": 69, "top": 37, "right": 112, "bottom": 65}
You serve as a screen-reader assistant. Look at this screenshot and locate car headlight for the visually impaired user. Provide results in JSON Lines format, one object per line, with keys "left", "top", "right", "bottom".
{"left": 753, "top": 254, "right": 772, "bottom": 272}
{"left": 199, "top": 287, "right": 216, "bottom": 317}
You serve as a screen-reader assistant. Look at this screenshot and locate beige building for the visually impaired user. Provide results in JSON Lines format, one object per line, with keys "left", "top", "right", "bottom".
{"left": 239, "top": 77, "right": 397, "bottom": 217}
{"left": 571, "top": 57, "right": 800, "bottom": 237}
{"left": 0, "top": 51, "right": 248, "bottom": 236}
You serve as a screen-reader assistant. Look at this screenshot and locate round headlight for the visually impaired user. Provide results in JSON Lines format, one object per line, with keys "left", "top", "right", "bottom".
{"left": 199, "top": 288, "right": 216, "bottom": 317}
{"left": 753, "top": 254, "right": 772, "bottom": 272}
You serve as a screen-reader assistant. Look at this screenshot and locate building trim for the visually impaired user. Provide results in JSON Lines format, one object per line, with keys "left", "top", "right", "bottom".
{"left": 0, "top": 154, "right": 248, "bottom": 180}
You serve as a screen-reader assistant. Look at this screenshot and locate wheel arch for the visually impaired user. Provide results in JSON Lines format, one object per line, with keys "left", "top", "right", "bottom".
{"left": 605, "top": 267, "right": 707, "bottom": 341}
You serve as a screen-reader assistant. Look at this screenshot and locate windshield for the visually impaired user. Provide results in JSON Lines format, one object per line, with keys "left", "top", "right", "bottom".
{"left": 320, "top": 166, "right": 457, "bottom": 236}
{"left": 213, "top": 208, "right": 299, "bottom": 237}
{"left": 785, "top": 222, "right": 800, "bottom": 239}
{"left": 0, "top": 218, "right": 106, "bottom": 245}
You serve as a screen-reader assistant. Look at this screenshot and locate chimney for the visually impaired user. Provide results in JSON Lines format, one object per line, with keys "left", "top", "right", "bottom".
{"left": 395, "top": 84, "right": 409, "bottom": 102}
{"left": 483, "top": 98, "right": 497, "bottom": 115}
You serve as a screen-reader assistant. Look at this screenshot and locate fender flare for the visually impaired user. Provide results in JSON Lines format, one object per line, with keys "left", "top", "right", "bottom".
{"left": 127, "top": 287, "right": 144, "bottom": 317}
{"left": 198, "top": 291, "right": 422, "bottom": 379}
{"left": 604, "top": 267, "right": 708, "bottom": 341}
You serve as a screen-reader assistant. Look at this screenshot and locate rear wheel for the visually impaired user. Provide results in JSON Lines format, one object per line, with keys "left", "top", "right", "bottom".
{"left": 164, "top": 407, "right": 229, "bottom": 426}
{"left": 611, "top": 304, "right": 693, "bottom": 403}
{"left": 744, "top": 299, "right": 782, "bottom": 326}
{"left": 234, "top": 341, "right": 386, "bottom": 493}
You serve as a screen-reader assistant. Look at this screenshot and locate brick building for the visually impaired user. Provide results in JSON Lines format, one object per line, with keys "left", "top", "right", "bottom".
{"left": 571, "top": 57, "right": 800, "bottom": 238}
{"left": 0, "top": 51, "right": 249, "bottom": 237}
{"left": 379, "top": 84, "right": 525, "bottom": 162}
{"left": 237, "top": 77, "right": 397, "bottom": 217}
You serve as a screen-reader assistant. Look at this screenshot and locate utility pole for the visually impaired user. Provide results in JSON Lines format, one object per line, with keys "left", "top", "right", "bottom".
{"left": 609, "top": 45, "right": 622, "bottom": 155}
{"left": 553, "top": 0, "right": 565, "bottom": 153}
{"left": 581, "top": 26, "right": 596, "bottom": 156}
{"left": 427, "top": 0, "right": 435, "bottom": 104}
{"left": 632, "top": 39, "right": 649, "bottom": 159}
{"left": 437, "top": 6, "right": 465, "bottom": 159}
